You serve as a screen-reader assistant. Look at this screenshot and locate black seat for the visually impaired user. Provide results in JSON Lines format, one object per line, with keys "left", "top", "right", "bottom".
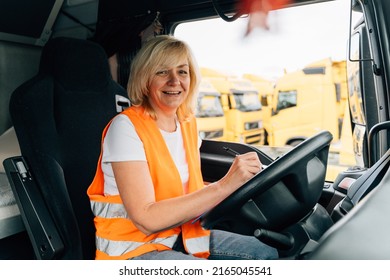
{"left": 4, "top": 37, "right": 129, "bottom": 259}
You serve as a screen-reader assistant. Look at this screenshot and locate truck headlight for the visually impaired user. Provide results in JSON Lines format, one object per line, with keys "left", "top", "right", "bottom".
{"left": 244, "top": 121, "right": 261, "bottom": 130}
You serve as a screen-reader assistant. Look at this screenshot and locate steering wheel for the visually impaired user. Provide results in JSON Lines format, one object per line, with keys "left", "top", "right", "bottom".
{"left": 200, "top": 130, "right": 333, "bottom": 234}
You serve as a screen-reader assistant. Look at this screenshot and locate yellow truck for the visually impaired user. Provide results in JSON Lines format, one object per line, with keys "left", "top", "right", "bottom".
{"left": 262, "top": 58, "right": 355, "bottom": 180}
{"left": 201, "top": 68, "right": 264, "bottom": 145}
{"left": 195, "top": 78, "right": 226, "bottom": 140}
{"left": 265, "top": 58, "right": 348, "bottom": 147}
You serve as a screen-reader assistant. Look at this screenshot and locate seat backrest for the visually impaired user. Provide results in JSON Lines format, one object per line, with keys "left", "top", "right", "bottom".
{"left": 8, "top": 37, "right": 129, "bottom": 259}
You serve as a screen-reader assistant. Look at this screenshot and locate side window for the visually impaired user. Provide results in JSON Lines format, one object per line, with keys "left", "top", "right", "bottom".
{"left": 276, "top": 90, "right": 297, "bottom": 111}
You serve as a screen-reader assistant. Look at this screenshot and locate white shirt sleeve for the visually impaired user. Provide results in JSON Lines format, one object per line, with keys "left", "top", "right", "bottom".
{"left": 102, "top": 114, "right": 146, "bottom": 163}
{"left": 102, "top": 114, "right": 146, "bottom": 196}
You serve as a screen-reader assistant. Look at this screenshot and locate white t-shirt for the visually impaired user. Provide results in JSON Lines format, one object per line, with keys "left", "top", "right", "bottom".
{"left": 101, "top": 114, "right": 198, "bottom": 195}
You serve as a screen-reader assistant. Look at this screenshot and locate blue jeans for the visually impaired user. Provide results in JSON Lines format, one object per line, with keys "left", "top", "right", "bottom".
{"left": 131, "top": 230, "right": 278, "bottom": 260}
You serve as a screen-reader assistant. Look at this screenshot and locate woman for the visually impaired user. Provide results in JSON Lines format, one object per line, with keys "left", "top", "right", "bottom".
{"left": 87, "top": 35, "right": 278, "bottom": 260}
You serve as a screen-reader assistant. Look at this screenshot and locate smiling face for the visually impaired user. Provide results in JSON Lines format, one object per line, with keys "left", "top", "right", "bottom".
{"left": 128, "top": 35, "right": 200, "bottom": 121}
{"left": 147, "top": 59, "right": 190, "bottom": 116}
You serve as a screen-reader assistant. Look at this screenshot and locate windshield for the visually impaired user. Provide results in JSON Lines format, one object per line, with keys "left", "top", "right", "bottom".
{"left": 175, "top": 0, "right": 361, "bottom": 180}
{"left": 196, "top": 95, "right": 224, "bottom": 117}
{"left": 233, "top": 92, "right": 262, "bottom": 112}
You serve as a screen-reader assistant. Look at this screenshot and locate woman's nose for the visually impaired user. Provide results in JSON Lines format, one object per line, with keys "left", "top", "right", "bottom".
{"left": 168, "top": 73, "right": 180, "bottom": 85}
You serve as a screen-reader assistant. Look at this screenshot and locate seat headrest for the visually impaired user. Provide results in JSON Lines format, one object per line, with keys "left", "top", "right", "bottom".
{"left": 39, "top": 37, "right": 111, "bottom": 91}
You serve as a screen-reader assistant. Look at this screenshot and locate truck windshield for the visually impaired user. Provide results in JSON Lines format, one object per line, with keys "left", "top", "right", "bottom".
{"left": 234, "top": 92, "right": 262, "bottom": 112}
{"left": 196, "top": 94, "right": 224, "bottom": 117}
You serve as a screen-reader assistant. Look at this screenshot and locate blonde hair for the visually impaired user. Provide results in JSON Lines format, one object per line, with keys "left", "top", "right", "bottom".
{"left": 127, "top": 35, "right": 200, "bottom": 121}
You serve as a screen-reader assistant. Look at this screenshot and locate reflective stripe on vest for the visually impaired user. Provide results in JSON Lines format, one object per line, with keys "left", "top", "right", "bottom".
{"left": 90, "top": 199, "right": 179, "bottom": 256}
{"left": 96, "top": 234, "right": 178, "bottom": 257}
{"left": 90, "top": 200, "right": 210, "bottom": 257}
{"left": 90, "top": 200, "right": 128, "bottom": 219}
{"left": 185, "top": 235, "right": 210, "bottom": 255}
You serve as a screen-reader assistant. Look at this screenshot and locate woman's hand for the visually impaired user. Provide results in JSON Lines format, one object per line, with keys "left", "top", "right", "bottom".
{"left": 218, "top": 152, "right": 262, "bottom": 193}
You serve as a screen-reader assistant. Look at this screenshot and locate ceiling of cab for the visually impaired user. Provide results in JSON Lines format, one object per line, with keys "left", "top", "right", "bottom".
{"left": 97, "top": 0, "right": 334, "bottom": 23}
{"left": 0, "top": 0, "right": 335, "bottom": 47}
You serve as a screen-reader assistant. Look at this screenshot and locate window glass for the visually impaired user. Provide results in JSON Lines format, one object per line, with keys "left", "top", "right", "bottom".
{"left": 233, "top": 92, "right": 262, "bottom": 112}
{"left": 196, "top": 95, "right": 224, "bottom": 117}
{"left": 276, "top": 90, "right": 297, "bottom": 111}
{"left": 175, "top": 0, "right": 362, "bottom": 180}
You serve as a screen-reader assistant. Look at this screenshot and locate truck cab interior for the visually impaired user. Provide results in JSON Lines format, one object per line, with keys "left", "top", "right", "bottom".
{"left": 1, "top": 0, "right": 390, "bottom": 260}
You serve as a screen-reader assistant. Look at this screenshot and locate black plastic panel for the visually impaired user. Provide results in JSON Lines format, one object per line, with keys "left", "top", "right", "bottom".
{"left": 3, "top": 156, "right": 64, "bottom": 259}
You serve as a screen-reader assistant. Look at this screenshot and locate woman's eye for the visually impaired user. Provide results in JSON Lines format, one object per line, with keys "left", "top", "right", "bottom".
{"left": 156, "top": 70, "right": 168, "bottom": 76}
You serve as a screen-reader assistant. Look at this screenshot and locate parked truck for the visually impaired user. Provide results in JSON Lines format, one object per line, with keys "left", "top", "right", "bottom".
{"left": 262, "top": 58, "right": 355, "bottom": 180}
{"left": 195, "top": 78, "right": 226, "bottom": 140}
{"left": 201, "top": 68, "right": 264, "bottom": 145}
{"left": 265, "top": 58, "right": 348, "bottom": 147}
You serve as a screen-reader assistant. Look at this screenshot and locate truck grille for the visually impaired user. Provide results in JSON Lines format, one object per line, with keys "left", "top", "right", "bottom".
{"left": 245, "top": 133, "right": 262, "bottom": 145}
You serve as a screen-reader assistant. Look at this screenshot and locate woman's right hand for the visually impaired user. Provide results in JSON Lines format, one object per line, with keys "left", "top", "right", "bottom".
{"left": 219, "top": 151, "right": 263, "bottom": 193}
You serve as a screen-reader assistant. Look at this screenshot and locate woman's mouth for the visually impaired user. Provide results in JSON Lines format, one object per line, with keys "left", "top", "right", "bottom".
{"left": 163, "top": 91, "right": 181, "bottom": 95}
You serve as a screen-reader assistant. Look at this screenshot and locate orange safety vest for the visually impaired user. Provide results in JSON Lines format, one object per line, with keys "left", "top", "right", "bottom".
{"left": 87, "top": 106, "right": 210, "bottom": 260}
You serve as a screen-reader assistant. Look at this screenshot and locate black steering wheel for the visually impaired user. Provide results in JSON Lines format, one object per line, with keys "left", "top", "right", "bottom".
{"left": 200, "top": 130, "right": 333, "bottom": 234}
